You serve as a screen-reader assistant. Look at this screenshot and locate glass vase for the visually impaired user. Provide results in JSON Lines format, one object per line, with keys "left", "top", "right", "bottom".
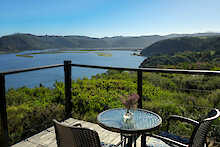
{"left": 123, "top": 109, "right": 133, "bottom": 122}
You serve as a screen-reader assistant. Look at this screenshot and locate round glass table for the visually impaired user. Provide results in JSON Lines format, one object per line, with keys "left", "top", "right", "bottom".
{"left": 97, "top": 108, "right": 162, "bottom": 147}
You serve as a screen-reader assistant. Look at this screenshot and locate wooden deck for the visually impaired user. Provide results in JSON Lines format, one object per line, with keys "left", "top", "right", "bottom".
{"left": 12, "top": 118, "right": 142, "bottom": 147}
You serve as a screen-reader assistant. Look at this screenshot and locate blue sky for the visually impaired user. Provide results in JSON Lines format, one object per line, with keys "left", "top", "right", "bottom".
{"left": 1, "top": 0, "right": 220, "bottom": 37}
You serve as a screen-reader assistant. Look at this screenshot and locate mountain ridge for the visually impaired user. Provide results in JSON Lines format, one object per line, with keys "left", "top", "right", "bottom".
{"left": 1, "top": 32, "right": 220, "bottom": 52}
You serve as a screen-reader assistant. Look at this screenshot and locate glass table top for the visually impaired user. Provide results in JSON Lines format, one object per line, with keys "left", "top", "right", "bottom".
{"left": 97, "top": 108, "right": 162, "bottom": 134}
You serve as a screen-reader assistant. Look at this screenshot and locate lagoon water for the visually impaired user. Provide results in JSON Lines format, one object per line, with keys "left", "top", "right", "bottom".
{"left": 0, "top": 50, "right": 146, "bottom": 90}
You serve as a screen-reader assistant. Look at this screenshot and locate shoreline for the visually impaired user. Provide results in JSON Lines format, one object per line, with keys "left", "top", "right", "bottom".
{"left": 0, "top": 47, "right": 143, "bottom": 55}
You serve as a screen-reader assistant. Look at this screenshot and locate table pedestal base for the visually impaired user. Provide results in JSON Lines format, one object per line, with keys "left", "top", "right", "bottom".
{"left": 121, "top": 134, "right": 139, "bottom": 147}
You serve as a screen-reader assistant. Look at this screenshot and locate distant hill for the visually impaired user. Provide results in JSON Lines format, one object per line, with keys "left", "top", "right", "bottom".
{"left": 140, "top": 36, "right": 220, "bottom": 70}
{"left": 0, "top": 33, "right": 165, "bottom": 52}
{"left": 141, "top": 35, "right": 220, "bottom": 56}
{"left": 164, "top": 32, "right": 220, "bottom": 38}
{"left": 0, "top": 34, "right": 108, "bottom": 52}
{"left": 1, "top": 32, "right": 220, "bottom": 53}
{"left": 140, "top": 49, "right": 220, "bottom": 70}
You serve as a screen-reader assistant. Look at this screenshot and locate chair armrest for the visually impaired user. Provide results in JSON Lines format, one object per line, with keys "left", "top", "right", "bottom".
{"left": 167, "top": 115, "right": 199, "bottom": 132}
{"left": 72, "top": 123, "right": 82, "bottom": 127}
{"left": 146, "top": 133, "right": 188, "bottom": 147}
{"left": 167, "top": 115, "right": 199, "bottom": 126}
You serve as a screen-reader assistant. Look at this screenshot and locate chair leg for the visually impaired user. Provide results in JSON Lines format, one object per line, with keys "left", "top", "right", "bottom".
{"left": 121, "top": 134, "right": 140, "bottom": 147}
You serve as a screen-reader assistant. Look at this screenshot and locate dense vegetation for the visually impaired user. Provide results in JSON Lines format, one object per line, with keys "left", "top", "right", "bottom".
{"left": 140, "top": 50, "right": 220, "bottom": 70}
{"left": 3, "top": 70, "right": 220, "bottom": 146}
{"left": 141, "top": 36, "right": 220, "bottom": 56}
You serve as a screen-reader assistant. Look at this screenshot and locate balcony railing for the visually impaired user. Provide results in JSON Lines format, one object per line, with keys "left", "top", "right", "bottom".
{"left": 1, "top": 60, "right": 220, "bottom": 146}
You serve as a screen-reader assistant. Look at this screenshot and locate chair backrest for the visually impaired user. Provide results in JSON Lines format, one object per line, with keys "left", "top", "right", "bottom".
{"left": 53, "top": 119, "right": 102, "bottom": 147}
{"left": 189, "top": 109, "right": 220, "bottom": 147}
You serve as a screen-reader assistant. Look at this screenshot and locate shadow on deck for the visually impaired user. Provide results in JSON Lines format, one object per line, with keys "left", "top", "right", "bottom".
{"left": 12, "top": 118, "right": 142, "bottom": 147}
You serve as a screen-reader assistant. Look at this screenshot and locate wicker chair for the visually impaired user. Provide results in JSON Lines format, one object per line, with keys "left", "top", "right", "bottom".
{"left": 53, "top": 119, "right": 123, "bottom": 147}
{"left": 143, "top": 108, "right": 220, "bottom": 147}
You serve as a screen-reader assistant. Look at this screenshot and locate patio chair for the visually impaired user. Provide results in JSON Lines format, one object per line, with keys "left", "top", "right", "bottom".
{"left": 143, "top": 108, "right": 220, "bottom": 147}
{"left": 53, "top": 119, "right": 123, "bottom": 147}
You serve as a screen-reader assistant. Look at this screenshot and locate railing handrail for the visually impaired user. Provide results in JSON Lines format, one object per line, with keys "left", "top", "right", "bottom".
{"left": 2, "top": 63, "right": 220, "bottom": 75}
{"left": 71, "top": 63, "right": 220, "bottom": 75}
{"left": 0, "top": 64, "right": 63, "bottom": 75}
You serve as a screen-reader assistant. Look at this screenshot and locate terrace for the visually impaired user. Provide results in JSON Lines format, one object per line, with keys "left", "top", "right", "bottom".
{"left": 12, "top": 118, "right": 133, "bottom": 147}
{"left": 1, "top": 61, "right": 220, "bottom": 147}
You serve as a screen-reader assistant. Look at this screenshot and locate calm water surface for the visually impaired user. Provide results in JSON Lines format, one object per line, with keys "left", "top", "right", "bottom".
{"left": 0, "top": 50, "right": 146, "bottom": 89}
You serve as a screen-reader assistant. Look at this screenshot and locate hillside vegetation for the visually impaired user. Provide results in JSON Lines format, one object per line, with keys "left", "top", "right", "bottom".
{"left": 140, "top": 36, "right": 220, "bottom": 70}
{"left": 141, "top": 36, "right": 220, "bottom": 56}
{"left": 140, "top": 50, "right": 220, "bottom": 70}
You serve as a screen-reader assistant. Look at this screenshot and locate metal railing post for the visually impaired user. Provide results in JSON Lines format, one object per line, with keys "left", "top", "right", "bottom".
{"left": 137, "top": 70, "right": 143, "bottom": 108}
{"left": 64, "top": 61, "right": 72, "bottom": 118}
{"left": 0, "top": 74, "right": 9, "bottom": 147}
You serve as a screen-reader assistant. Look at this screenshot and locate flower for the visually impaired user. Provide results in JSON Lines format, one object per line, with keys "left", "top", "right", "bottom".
{"left": 120, "top": 93, "right": 140, "bottom": 110}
